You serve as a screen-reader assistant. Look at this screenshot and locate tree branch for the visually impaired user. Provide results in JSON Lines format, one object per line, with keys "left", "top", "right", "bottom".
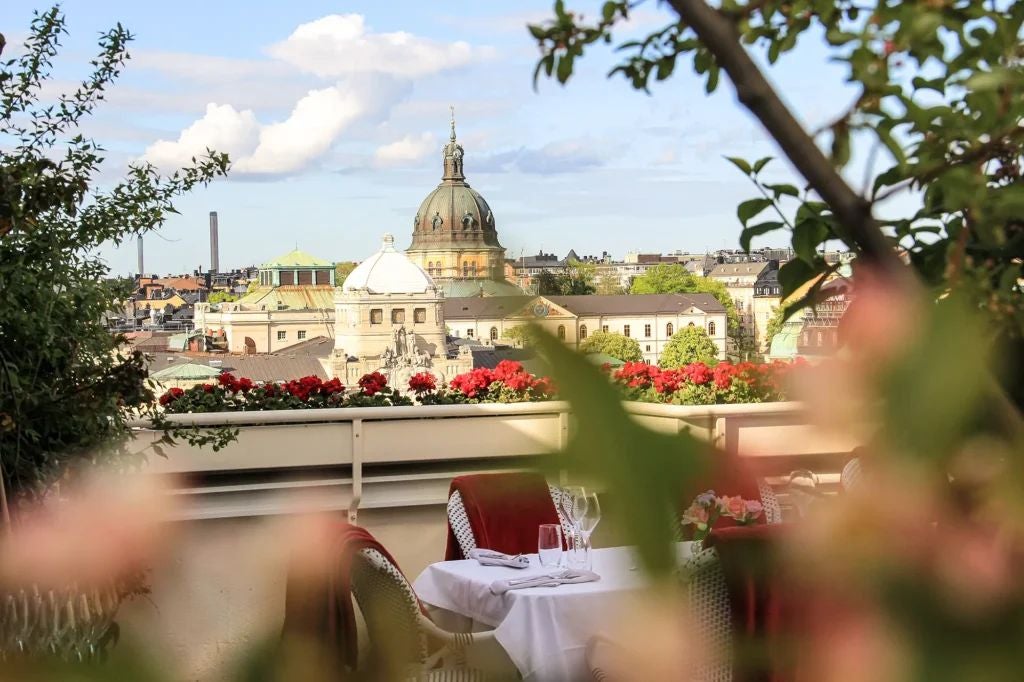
{"left": 666, "top": 0, "right": 907, "bottom": 281}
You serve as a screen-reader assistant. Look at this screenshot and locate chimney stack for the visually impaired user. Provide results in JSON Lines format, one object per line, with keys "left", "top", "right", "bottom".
{"left": 137, "top": 236, "right": 144, "bottom": 276}
{"left": 209, "top": 211, "right": 219, "bottom": 274}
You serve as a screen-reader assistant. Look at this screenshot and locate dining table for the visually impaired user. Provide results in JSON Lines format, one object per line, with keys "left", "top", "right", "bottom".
{"left": 413, "top": 543, "right": 696, "bottom": 681}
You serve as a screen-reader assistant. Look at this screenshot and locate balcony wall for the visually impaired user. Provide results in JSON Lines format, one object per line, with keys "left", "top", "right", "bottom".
{"left": 119, "top": 401, "right": 862, "bottom": 680}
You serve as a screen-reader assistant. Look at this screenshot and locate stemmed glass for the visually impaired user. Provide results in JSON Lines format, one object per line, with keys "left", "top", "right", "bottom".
{"left": 578, "top": 492, "right": 601, "bottom": 570}
{"left": 561, "top": 486, "right": 588, "bottom": 568}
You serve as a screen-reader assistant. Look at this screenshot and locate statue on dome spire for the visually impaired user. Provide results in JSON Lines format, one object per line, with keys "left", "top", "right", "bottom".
{"left": 442, "top": 105, "right": 465, "bottom": 182}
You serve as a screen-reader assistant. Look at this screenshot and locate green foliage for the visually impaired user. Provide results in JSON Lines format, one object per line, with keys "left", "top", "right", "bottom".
{"left": 207, "top": 291, "right": 237, "bottom": 304}
{"left": 502, "top": 324, "right": 542, "bottom": 348}
{"left": 334, "top": 261, "right": 357, "bottom": 283}
{"left": 659, "top": 326, "right": 719, "bottom": 368}
{"left": 529, "top": 0, "right": 1024, "bottom": 400}
{"left": 0, "top": 9, "right": 228, "bottom": 500}
{"left": 536, "top": 259, "right": 597, "bottom": 295}
{"left": 579, "top": 330, "right": 643, "bottom": 363}
{"left": 763, "top": 304, "right": 788, "bottom": 350}
{"left": 630, "top": 264, "right": 741, "bottom": 338}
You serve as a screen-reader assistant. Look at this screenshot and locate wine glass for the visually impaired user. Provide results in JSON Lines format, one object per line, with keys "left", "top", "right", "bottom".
{"left": 561, "top": 486, "right": 588, "bottom": 567}
{"left": 578, "top": 492, "right": 601, "bottom": 570}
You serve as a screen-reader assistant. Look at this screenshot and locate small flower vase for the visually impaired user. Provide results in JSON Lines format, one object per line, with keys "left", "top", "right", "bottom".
{"left": 691, "top": 536, "right": 704, "bottom": 555}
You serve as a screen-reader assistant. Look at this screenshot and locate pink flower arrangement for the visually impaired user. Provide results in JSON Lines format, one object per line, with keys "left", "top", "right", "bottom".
{"left": 681, "top": 489, "right": 765, "bottom": 543}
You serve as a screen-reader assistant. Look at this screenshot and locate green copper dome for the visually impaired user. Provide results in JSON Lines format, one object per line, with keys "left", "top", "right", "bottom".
{"left": 408, "top": 111, "right": 503, "bottom": 253}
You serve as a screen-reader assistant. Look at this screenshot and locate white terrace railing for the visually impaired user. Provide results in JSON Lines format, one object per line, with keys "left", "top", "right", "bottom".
{"left": 127, "top": 400, "right": 862, "bottom": 522}
{"left": 120, "top": 401, "right": 864, "bottom": 681}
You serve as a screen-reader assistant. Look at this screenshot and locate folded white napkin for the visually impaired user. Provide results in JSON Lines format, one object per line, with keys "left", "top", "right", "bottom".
{"left": 468, "top": 548, "right": 531, "bottom": 569}
{"left": 489, "top": 569, "right": 600, "bottom": 595}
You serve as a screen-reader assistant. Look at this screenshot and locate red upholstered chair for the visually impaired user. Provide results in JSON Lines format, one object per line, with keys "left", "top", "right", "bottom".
{"left": 282, "top": 522, "right": 511, "bottom": 680}
{"left": 445, "top": 473, "right": 571, "bottom": 560}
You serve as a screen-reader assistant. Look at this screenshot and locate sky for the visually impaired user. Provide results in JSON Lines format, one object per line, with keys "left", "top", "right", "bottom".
{"left": 1, "top": 1, "right": 905, "bottom": 276}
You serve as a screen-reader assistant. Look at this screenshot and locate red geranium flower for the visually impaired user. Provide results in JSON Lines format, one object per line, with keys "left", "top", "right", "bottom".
{"left": 358, "top": 371, "right": 389, "bottom": 396}
{"left": 683, "top": 362, "right": 712, "bottom": 385}
{"left": 158, "top": 387, "right": 185, "bottom": 406}
{"left": 408, "top": 372, "right": 437, "bottom": 394}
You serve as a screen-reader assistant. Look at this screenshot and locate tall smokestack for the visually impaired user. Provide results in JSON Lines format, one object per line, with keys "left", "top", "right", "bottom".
{"left": 209, "top": 211, "right": 219, "bottom": 274}
{"left": 137, "top": 236, "right": 144, "bottom": 276}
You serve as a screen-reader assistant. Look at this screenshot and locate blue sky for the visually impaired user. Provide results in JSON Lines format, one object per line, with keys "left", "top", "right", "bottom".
{"left": 2, "top": 1, "right": 900, "bottom": 275}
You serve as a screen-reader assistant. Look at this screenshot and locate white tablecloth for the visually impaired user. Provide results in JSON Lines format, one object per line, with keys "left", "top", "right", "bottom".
{"left": 413, "top": 544, "right": 695, "bottom": 681}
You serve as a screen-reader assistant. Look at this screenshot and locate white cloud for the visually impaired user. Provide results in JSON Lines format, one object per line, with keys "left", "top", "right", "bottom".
{"left": 139, "top": 14, "right": 487, "bottom": 177}
{"left": 372, "top": 132, "right": 437, "bottom": 168}
{"left": 267, "top": 14, "right": 486, "bottom": 78}
{"left": 238, "top": 86, "right": 367, "bottom": 174}
{"left": 143, "top": 103, "right": 261, "bottom": 169}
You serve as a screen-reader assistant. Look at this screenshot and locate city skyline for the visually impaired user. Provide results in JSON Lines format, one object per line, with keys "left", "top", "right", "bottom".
{"left": 2, "top": 1, "right": 915, "bottom": 275}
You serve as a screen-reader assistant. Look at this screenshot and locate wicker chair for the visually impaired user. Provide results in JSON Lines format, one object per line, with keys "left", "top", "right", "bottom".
{"left": 349, "top": 548, "right": 516, "bottom": 681}
{"left": 447, "top": 485, "right": 572, "bottom": 559}
{"left": 840, "top": 457, "right": 863, "bottom": 492}
{"left": 584, "top": 546, "right": 733, "bottom": 682}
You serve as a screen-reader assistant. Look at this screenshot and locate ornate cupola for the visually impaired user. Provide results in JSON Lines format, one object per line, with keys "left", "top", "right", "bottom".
{"left": 406, "top": 109, "right": 519, "bottom": 297}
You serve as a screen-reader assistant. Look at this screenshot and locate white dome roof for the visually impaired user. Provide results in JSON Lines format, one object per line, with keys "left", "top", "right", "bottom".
{"left": 342, "top": 234, "right": 436, "bottom": 295}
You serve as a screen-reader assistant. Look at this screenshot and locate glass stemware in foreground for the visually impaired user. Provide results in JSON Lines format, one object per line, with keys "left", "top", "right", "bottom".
{"left": 561, "top": 486, "right": 588, "bottom": 568}
{"left": 538, "top": 524, "right": 563, "bottom": 568}
{"left": 578, "top": 492, "right": 601, "bottom": 570}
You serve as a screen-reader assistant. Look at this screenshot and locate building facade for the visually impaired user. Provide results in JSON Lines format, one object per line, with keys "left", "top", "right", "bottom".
{"left": 445, "top": 293, "right": 728, "bottom": 365}
{"left": 405, "top": 112, "right": 521, "bottom": 298}
{"left": 194, "top": 249, "right": 336, "bottom": 354}
{"left": 706, "top": 261, "right": 776, "bottom": 344}
{"left": 330, "top": 234, "right": 471, "bottom": 385}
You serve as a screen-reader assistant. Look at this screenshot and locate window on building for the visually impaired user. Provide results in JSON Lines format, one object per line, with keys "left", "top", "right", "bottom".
{"left": 279, "top": 271, "right": 294, "bottom": 286}
{"left": 644, "top": 324, "right": 651, "bottom": 338}
{"left": 466, "top": 329, "right": 474, "bottom": 338}
{"left": 580, "top": 324, "right": 588, "bottom": 340}
{"left": 623, "top": 325, "right": 631, "bottom": 338}
{"left": 316, "top": 269, "right": 331, "bottom": 285}
{"left": 490, "top": 327, "right": 498, "bottom": 341}
{"left": 817, "top": 330, "right": 824, "bottom": 346}
{"left": 392, "top": 308, "right": 405, "bottom": 324}
{"left": 427, "top": 262, "right": 434, "bottom": 276}
{"left": 688, "top": 321, "right": 695, "bottom": 327}
{"left": 297, "top": 270, "right": 313, "bottom": 285}
{"left": 602, "top": 325, "right": 609, "bottom": 333}
{"left": 276, "top": 330, "right": 286, "bottom": 341}
{"left": 557, "top": 325, "right": 566, "bottom": 340}
{"left": 463, "top": 261, "right": 471, "bottom": 277}
{"left": 666, "top": 323, "right": 674, "bottom": 336}
{"left": 298, "top": 330, "right": 306, "bottom": 340}
{"left": 708, "top": 321, "right": 716, "bottom": 336}
{"left": 370, "top": 309, "right": 383, "bottom": 325}
{"left": 646, "top": 345, "right": 651, "bottom": 352}
{"left": 414, "top": 308, "right": 426, "bottom": 323}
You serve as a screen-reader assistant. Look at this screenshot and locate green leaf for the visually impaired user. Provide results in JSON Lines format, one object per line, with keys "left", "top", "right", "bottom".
{"left": 656, "top": 56, "right": 675, "bottom": 81}
{"left": 792, "top": 219, "right": 830, "bottom": 263}
{"left": 740, "top": 221, "right": 785, "bottom": 252}
{"left": 725, "top": 156, "right": 752, "bottom": 175}
{"left": 528, "top": 25, "right": 546, "bottom": 40}
{"left": 752, "top": 157, "right": 772, "bottom": 174}
{"left": 830, "top": 124, "right": 851, "bottom": 167}
{"left": 764, "top": 183, "right": 799, "bottom": 198}
{"left": 777, "top": 258, "right": 816, "bottom": 298}
{"left": 737, "top": 198, "right": 772, "bottom": 226}
{"left": 556, "top": 54, "right": 574, "bottom": 84}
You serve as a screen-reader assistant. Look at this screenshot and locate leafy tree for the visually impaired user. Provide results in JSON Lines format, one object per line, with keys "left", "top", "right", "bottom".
{"left": 659, "top": 325, "right": 719, "bottom": 368}
{"left": 536, "top": 260, "right": 597, "bottom": 295}
{"left": 763, "top": 304, "right": 788, "bottom": 350}
{"left": 502, "top": 324, "right": 542, "bottom": 348}
{"left": 630, "top": 264, "right": 741, "bottom": 338}
{"left": 579, "top": 331, "right": 644, "bottom": 363}
{"left": 335, "top": 260, "right": 357, "bottom": 283}
{"left": 557, "top": 259, "right": 597, "bottom": 295}
{"left": 535, "top": 269, "right": 560, "bottom": 295}
{"left": 0, "top": 9, "right": 228, "bottom": 505}
{"left": 529, "top": 0, "right": 1024, "bottom": 406}
{"left": 595, "top": 272, "right": 625, "bottom": 295}
{"left": 208, "top": 291, "right": 237, "bottom": 304}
